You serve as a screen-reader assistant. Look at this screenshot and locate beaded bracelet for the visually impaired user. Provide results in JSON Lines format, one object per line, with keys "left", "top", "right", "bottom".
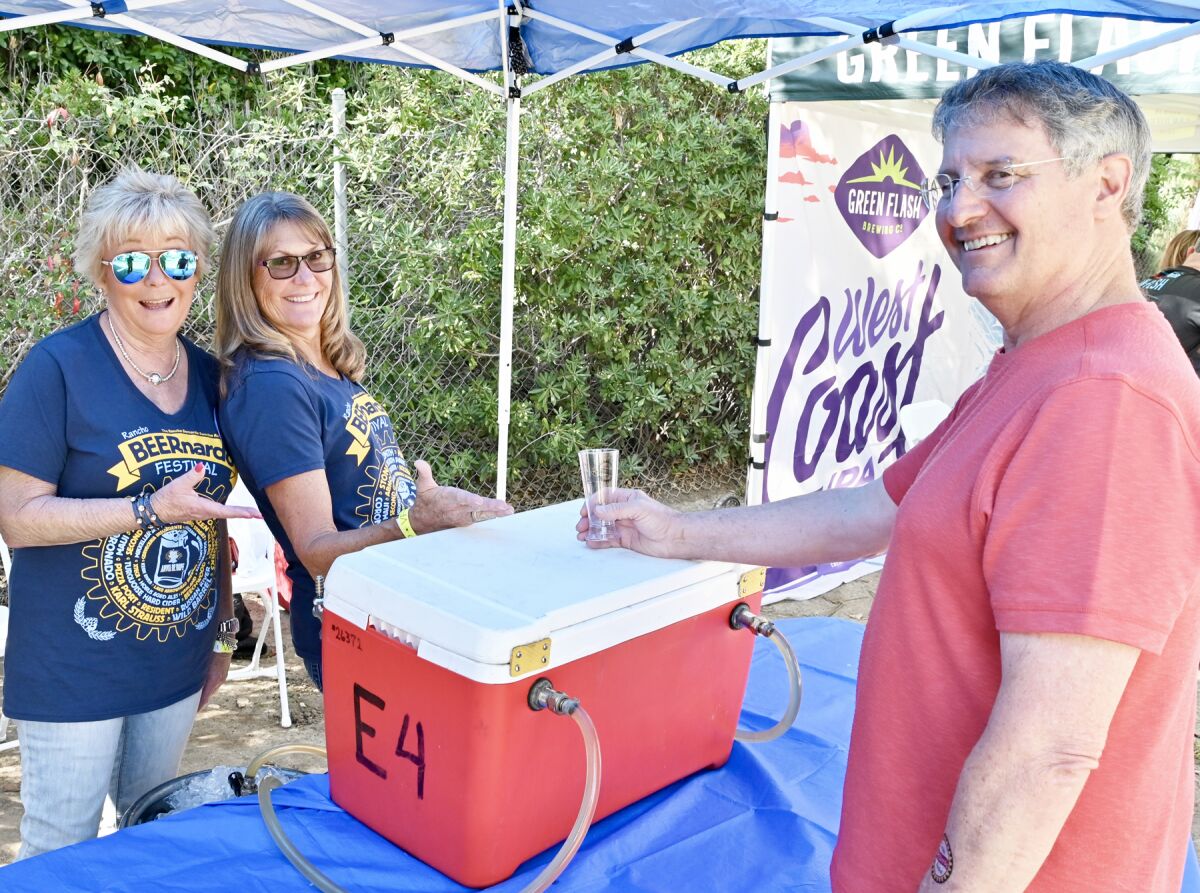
{"left": 130, "top": 493, "right": 164, "bottom": 531}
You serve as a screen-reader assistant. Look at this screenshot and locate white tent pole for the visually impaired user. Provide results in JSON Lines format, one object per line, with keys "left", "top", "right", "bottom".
{"left": 87, "top": 12, "right": 251, "bottom": 70}
{"left": 737, "top": 5, "right": 968, "bottom": 91}
{"left": 625, "top": 48, "right": 734, "bottom": 88}
{"left": 260, "top": 3, "right": 504, "bottom": 73}
{"left": 0, "top": 0, "right": 184, "bottom": 34}
{"left": 522, "top": 10, "right": 698, "bottom": 54}
{"left": 260, "top": 35, "right": 387, "bottom": 72}
{"left": 519, "top": 9, "right": 730, "bottom": 88}
{"left": 51, "top": 0, "right": 248, "bottom": 70}
{"left": 520, "top": 11, "right": 720, "bottom": 92}
{"left": 279, "top": 1, "right": 497, "bottom": 43}
{"left": 1074, "top": 19, "right": 1200, "bottom": 69}
{"left": 496, "top": 2, "right": 521, "bottom": 502}
{"left": 332, "top": 88, "right": 350, "bottom": 295}
{"left": 496, "top": 101, "right": 519, "bottom": 501}
{"left": 521, "top": 49, "right": 621, "bottom": 96}
{"left": 891, "top": 35, "right": 998, "bottom": 69}
{"left": 383, "top": 40, "right": 505, "bottom": 95}
{"left": 279, "top": 0, "right": 376, "bottom": 36}
{"left": 807, "top": 16, "right": 998, "bottom": 71}
{"left": 270, "top": 0, "right": 505, "bottom": 93}
{"left": 737, "top": 33, "right": 872, "bottom": 91}
{"left": 274, "top": 0, "right": 501, "bottom": 94}
{"left": 746, "top": 97, "right": 783, "bottom": 508}
{"left": 520, "top": 15, "right": 698, "bottom": 97}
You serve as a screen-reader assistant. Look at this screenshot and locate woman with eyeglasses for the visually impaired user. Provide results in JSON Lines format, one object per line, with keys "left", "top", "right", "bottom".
{"left": 215, "top": 192, "right": 511, "bottom": 689}
{"left": 0, "top": 167, "right": 260, "bottom": 858}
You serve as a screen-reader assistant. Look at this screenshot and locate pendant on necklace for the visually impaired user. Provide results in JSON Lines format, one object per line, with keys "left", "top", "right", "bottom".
{"left": 148, "top": 373, "right": 162, "bottom": 386}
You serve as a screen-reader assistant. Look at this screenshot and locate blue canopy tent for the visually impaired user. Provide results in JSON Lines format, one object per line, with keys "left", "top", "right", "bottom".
{"left": 1, "top": 0, "right": 1199, "bottom": 498}
{"left": 1, "top": 4, "right": 1199, "bottom": 890}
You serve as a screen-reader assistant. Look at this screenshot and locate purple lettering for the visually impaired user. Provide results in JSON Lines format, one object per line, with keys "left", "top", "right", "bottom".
{"left": 766, "top": 262, "right": 945, "bottom": 495}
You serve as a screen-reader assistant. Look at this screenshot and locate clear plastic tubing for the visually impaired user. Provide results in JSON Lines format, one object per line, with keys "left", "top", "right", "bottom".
{"left": 254, "top": 743, "right": 347, "bottom": 893}
{"left": 254, "top": 710, "right": 603, "bottom": 893}
{"left": 735, "top": 628, "right": 803, "bottom": 743}
{"left": 520, "top": 704, "right": 603, "bottom": 893}
{"left": 247, "top": 743, "right": 328, "bottom": 779}
{"left": 259, "top": 773, "right": 346, "bottom": 893}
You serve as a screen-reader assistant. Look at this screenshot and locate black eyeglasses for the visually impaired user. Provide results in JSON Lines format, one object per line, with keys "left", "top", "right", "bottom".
{"left": 259, "top": 247, "right": 336, "bottom": 280}
{"left": 103, "top": 249, "right": 198, "bottom": 284}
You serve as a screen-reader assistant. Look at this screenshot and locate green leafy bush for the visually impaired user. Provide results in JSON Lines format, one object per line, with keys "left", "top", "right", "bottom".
{"left": 0, "top": 33, "right": 765, "bottom": 507}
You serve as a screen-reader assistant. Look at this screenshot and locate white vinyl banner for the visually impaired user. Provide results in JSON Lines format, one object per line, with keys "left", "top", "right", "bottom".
{"left": 757, "top": 100, "right": 1001, "bottom": 600}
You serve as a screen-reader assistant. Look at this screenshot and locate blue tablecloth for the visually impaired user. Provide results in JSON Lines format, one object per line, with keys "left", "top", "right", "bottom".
{"left": 1, "top": 616, "right": 1196, "bottom": 892}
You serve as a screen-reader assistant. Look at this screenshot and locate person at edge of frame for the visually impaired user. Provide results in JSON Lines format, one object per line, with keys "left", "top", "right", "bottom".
{"left": 1140, "top": 227, "right": 1200, "bottom": 375}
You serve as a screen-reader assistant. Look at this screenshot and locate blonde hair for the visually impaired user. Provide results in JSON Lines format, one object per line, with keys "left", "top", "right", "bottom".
{"left": 1160, "top": 229, "right": 1200, "bottom": 270}
{"left": 215, "top": 192, "right": 365, "bottom": 395}
{"left": 73, "top": 166, "right": 214, "bottom": 290}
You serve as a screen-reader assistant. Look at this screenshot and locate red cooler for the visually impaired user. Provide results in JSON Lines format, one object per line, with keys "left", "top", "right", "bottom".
{"left": 322, "top": 500, "right": 764, "bottom": 888}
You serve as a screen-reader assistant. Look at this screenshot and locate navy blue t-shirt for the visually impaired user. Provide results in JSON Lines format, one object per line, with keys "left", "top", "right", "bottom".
{"left": 0, "top": 314, "right": 235, "bottom": 722}
{"left": 219, "top": 354, "right": 416, "bottom": 662}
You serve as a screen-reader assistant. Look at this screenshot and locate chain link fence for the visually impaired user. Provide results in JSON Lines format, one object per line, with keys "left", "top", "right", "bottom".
{"left": 0, "top": 77, "right": 756, "bottom": 511}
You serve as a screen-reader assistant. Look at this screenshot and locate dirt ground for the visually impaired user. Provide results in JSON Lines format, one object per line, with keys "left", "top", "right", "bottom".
{"left": 0, "top": 571, "right": 1197, "bottom": 865}
{"left": 0, "top": 606, "right": 328, "bottom": 865}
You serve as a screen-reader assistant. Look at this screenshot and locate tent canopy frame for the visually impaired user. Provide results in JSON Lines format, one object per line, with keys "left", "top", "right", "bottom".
{"left": 1, "top": 0, "right": 1196, "bottom": 498}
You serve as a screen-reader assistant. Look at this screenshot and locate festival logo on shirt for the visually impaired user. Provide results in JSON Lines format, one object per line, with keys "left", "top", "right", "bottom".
{"left": 107, "top": 429, "right": 232, "bottom": 490}
{"left": 345, "top": 392, "right": 417, "bottom": 525}
{"left": 79, "top": 520, "right": 219, "bottom": 641}
{"left": 344, "top": 394, "right": 391, "bottom": 466}
{"left": 76, "top": 428, "right": 235, "bottom": 643}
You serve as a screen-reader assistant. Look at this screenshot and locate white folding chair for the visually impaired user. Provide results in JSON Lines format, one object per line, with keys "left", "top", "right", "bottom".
{"left": 226, "top": 482, "right": 292, "bottom": 728}
{"left": 0, "top": 531, "right": 17, "bottom": 751}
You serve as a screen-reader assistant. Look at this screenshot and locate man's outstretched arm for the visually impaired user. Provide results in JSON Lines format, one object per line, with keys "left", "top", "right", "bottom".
{"left": 577, "top": 478, "right": 897, "bottom": 568}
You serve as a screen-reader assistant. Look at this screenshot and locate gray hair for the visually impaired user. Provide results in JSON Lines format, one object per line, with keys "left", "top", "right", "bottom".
{"left": 931, "top": 61, "right": 1150, "bottom": 230}
{"left": 73, "top": 166, "right": 215, "bottom": 291}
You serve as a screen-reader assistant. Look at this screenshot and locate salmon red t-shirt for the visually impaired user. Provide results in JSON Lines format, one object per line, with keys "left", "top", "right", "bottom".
{"left": 830, "top": 301, "right": 1200, "bottom": 892}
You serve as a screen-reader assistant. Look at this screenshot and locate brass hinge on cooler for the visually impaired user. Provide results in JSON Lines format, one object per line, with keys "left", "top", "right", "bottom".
{"left": 739, "top": 566, "right": 767, "bottom": 598}
{"left": 510, "top": 637, "right": 552, "bottom": 677}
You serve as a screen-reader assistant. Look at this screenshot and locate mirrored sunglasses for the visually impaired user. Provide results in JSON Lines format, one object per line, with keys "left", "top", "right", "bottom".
{"left": 259, "top": 247, "right": 337, "bottom": 280}
{"left": 102, "top": 249, "right": 199, "bottom": 284}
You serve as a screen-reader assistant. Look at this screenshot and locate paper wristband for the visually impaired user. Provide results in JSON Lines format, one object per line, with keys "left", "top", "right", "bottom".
{"left": 396, "top": 508, "right": 417, "bottom": 538}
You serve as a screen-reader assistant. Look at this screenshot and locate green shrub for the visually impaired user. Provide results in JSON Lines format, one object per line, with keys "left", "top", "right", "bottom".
{"left": 0, "top": 33, "right": 765, "bottom": 506}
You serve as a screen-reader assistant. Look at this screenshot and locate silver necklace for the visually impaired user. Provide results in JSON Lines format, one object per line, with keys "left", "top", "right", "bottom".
{"left": 106, "top": 313, "right": 181, "bottom": 386}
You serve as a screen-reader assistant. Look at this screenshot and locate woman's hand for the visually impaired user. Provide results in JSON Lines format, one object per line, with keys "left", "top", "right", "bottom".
{"left": 407, "top": 460, "right": 514, "bottom": 534}
{"left": 152, "top": 463, "right": 262, "bottom": 525}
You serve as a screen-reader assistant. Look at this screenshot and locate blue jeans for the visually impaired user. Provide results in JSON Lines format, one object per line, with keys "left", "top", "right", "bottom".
{"left": 301, "top": 655, "right": 323, "bottom": 691}
{"left": 14, "top": 690, "right": 201, "bottom": 859}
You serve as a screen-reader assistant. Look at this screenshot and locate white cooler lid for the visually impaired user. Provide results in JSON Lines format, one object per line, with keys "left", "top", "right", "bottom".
{"left": 323, "top": 500, "right": 750, "bottom": 683}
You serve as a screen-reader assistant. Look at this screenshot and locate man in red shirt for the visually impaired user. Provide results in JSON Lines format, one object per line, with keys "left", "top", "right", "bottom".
{"left": 581, "top": 61, "right": 1200, "bottom": 892}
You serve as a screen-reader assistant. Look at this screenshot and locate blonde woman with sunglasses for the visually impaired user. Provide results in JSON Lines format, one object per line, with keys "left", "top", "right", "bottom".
{"left": 215, "top": 192, "right": 511, "bottom": 690}
{"left": 0, "top": 167, "right": 260, "bottom": 859}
